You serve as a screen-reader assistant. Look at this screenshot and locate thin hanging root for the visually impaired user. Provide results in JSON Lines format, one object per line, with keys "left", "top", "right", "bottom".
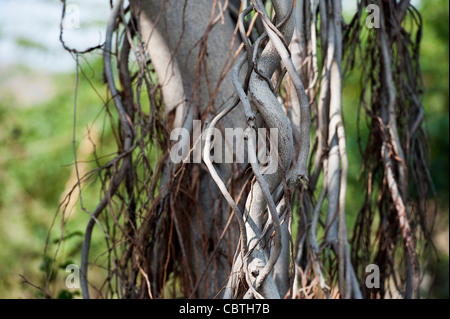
{"left": 231, "top": 49, "right": 281, "bottom": 299}
{"left": 383, "top": 144, "right": 420, "bottom": 298}
{"left": 244, "top": 132, "right": 282, "bottom": 294}
{"left": 308, "top": 169, "right": 331, "bottom": 297}
{"left": 242, "top": 0, "right": 295, "bottom": 299}
{"left": 203, "top": 94, "right": 249, "bottom": 257}
{"left": 80, "top": 0, "right": 134, "bottom": 299}
{"left": 211, "top": 0, "right": 303, "bottom": 299}
{"left": 344, "top": 0, "right": 433, "bottom": 299}
{"left": 253, "top": 0, "right": 310, "bottom": 184}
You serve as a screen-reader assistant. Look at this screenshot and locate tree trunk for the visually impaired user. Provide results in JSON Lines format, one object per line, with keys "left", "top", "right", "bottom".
{"left": 131, "top": 0, "right": 246, "bottom": 298}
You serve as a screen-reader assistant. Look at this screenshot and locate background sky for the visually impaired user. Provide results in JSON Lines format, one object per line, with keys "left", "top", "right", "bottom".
{"left": 0, "top": 0, "right": 110, "bottom": 72}
{"left": 0, "top": 0, "right": 421, "bottom": 72}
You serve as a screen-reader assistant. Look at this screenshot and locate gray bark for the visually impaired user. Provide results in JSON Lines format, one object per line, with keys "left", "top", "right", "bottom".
{"left": 131, "top": 0, "right": 246, "bottom": 298}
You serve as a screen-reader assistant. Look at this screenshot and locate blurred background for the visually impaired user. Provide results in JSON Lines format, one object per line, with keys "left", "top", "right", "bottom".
{"left": 0, "top": 0, "right": 448, "bottom": 298}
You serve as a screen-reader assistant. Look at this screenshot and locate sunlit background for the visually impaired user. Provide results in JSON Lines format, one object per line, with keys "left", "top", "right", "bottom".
{"left": 0, "top": 0, "right": 448, "bottom": 298}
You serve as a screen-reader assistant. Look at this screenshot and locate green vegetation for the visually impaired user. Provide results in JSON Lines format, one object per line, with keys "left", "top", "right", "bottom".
{"left": 0, "top": 58, "right": 117, "bottom": 298}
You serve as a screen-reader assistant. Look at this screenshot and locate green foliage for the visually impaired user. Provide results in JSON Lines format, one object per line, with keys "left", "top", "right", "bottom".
{"left": 418, "top": 0, "right": 450, "bottom": 299}
{"left": 57, "top": 289, "right": 81, "bottom": 299}
{"left": 15, "top": 37, "right": 48, "bottom": 52}
{"left": 420, "top": 0, "right": 449, "bottom": 203}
